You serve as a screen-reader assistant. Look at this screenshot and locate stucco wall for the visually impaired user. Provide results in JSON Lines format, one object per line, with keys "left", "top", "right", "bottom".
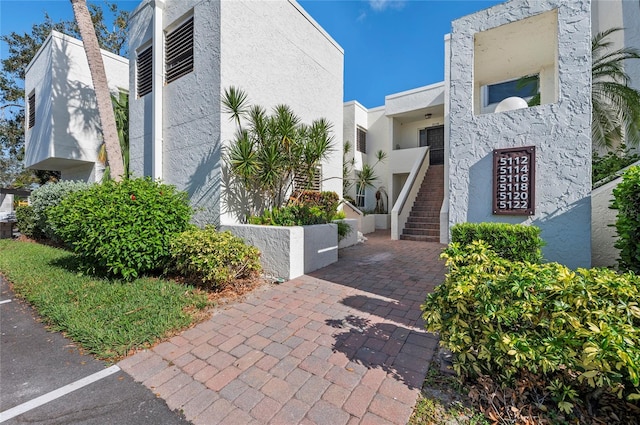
{"left": 128, "top": 1, "right": 153, "bottom": 179}
{"left": 592, "top": 0, "right": 640, "bottom": 92}
{"left": 343, "top": 101, "right": 369, "bottom": 200}
{"left": 385, "top": 83, "right": 445, "bottom": 116}
{"left": 363, "top": 108, "right": 389, "bottom": 211}
{"left": 130, "top": 0, "right": 343, "bottom": 226}
{"left": 448, "top": 0, "right": 592, "bottom": 269}
{"left": 221, "top": 223, "right": 338, "bottom": 280}
{"left": 24, "top": 31, "right": 128, "bottom": 181}
{"left": 24, "top": 35, "right": 53, "bottom": 170}
{"left": 129, "top": 0, "right": 222, "bottom": 226}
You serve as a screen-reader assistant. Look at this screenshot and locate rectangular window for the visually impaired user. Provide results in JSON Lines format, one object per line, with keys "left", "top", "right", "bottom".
{"left": 165, "top": 16, "right": 194, "bottom": 84}
{"left": 486, "top": 75, "right": 539, "bottom": 105}
{"left": 137, "top": 46, "right": 153, "bottom": 97}
{"left": 355, "top": 178, "right": 365, "bottom": 208}
{"left": 28, "top": 91, "right": 35, "bottom": 129}
{"left": 356, "top": 127, "right": 367, "bottom": 154}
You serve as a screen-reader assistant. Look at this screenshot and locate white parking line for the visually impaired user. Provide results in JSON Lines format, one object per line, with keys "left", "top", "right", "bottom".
{"left": 0, "top": 365, "right": 120, "bottom": 423}
{"left": 0, "top": 300, "right": 11, "bottom": 305}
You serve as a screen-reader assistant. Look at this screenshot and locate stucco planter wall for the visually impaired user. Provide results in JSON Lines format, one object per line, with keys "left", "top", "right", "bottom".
{"left": 337, "top": 219, "right": 358, "bottom": 249}
{"left": 360, "top": 215, "right": 375, "bottom": 234}
{"left": 220, "top": 223, "right": 338, "bottom": 280}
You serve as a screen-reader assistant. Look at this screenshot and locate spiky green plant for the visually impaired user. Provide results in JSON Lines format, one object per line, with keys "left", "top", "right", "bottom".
{"left": 222, "top": 87, "right": 335, "bottom": 219}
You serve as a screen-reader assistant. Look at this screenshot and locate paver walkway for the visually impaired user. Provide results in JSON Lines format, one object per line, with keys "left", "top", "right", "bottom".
{"left": 119, "top": 231, "right": 446, "bottom": 424}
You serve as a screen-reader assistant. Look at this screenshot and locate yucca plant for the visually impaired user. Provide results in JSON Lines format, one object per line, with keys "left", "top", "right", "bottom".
{"left": 222, "top": 86, "right": 335, "bottom": 219}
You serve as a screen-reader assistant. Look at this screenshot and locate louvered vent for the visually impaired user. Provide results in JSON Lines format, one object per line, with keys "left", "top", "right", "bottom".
{"left": 357, "top": 127, "right": 367, "bottom": 153}
{"left": 166, "top": 17, "right": 194, "bottom": 84}
{"left": 137, "top": 46, "right": 153, "bottom": 97}
{"left": 28, "top": 91, "right": 35, "bottom": 129}
{"left": 294, "top": 166, "right": 322, "bottom": 192}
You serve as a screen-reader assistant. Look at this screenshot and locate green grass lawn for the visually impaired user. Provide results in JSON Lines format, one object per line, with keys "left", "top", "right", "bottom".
{"left": 0, "top": 240, "right": 210, "bottom": 361}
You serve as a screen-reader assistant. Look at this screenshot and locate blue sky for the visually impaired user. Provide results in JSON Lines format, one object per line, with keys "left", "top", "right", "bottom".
{"left": 1, "top": 0, "right": 502, "bottom": 108}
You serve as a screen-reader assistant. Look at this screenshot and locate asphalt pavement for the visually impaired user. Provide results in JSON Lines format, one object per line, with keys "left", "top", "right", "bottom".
{"left": 0, "top": 275, "right": 191, "bottom": 424}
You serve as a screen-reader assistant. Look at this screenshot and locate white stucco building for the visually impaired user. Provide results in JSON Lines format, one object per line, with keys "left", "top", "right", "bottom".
{"left": 127, "top": 0, "right": 344, "bottom": 226}
{"left": 24, "top": 31, "right": 129, "bottom": 182}
{"left": 23, "top": 0, "right": 640, "bottom": 269}
{"left": 344, "top": 0, "right": 639, "bottom": 269}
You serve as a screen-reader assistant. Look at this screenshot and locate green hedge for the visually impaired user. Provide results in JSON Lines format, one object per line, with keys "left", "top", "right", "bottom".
{"left": 48, "top": 177, "right": 192, "bottom": 279}
{"left": 15, "top": 205, "right": 37, "bottom": 238}
{"left": 422, "top": 241, "right": 640, "bottom": 413}
{"left": 171, "top": 226, "right": 261, "bottom": 290}
{"left": 612, "top": 165, "right": 640, "bottom": 273}
{"left": 450, "top": 222, "right": 544, "bottom": 263}
{"left": 26, "top": 180, "right": 93, "bottom": 239}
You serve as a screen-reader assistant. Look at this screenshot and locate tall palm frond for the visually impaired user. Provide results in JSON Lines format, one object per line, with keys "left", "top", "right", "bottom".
{"left": 222, "top": 86, "right": 249, "bottom": 129}
{"left": 592, "top": 28, "right": 640, "bottom": 149}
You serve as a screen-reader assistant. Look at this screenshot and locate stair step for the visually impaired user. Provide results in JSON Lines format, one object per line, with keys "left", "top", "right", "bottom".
{"left": 401, "top": 164, "right": 444, "bottom": 242}
{"left": 400, "top": 234, "right": 440, "bottom": 242}
{"left": 405, "top": 222, "right": 439, "bottom": 230}
{"left": 403, "top": 228, "right": 439, "bottom": 236}
{"left": 409, "top": 211, "right": 440, "bottom": 218}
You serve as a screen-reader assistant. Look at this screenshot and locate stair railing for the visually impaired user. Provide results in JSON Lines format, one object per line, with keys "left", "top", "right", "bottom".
{"left": 391, "top": 146, "right": 430, "bottom": 240}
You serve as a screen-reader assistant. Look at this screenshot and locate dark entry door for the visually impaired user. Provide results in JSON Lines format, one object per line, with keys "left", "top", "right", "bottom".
{"left": 419, "top": 126, "right": 444, "bottom": 165}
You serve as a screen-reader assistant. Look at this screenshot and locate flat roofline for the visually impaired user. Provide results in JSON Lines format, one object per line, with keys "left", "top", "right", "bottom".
{"left": 25, "top": 30, "right": 129, "bottom": 74}
{"left": 25, "top": 31, "right": 54, "bottom": 74}
{"left": 385, "top": 81, "right": 445, "bottom": 101}
{"left": 289, "top": 0, "right": 344, "bottom": 54}
{"left": 343, "top": 100, "right": 368, "bottom": 111}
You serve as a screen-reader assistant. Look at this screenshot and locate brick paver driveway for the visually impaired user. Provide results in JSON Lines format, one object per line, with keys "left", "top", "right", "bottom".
{"left": 119, "top": 231, "right": 446, "bottom": 424}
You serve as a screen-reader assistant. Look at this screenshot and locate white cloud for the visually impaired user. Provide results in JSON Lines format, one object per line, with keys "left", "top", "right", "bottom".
{"left": 368, "top": 0, "right": 406, "bottom": 12}
{"left": 357, "top": 11, "right": 367, "bottom": 22}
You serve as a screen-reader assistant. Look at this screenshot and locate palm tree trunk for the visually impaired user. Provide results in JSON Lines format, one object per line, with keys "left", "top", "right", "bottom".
{"left": 70, "top": 0, "right": 124, "bottom": 181}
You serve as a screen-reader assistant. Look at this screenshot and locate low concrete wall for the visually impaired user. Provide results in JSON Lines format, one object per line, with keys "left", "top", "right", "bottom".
{"left": 360, "top": 215, "right": 375, "bottom": 234}
{"left": 374, "top": 214, "right": 390, "bottom": 229}
{"left": 337, "top": 219, "right": 358, "bottom": 249}
{"left": 342, "top": 201, "right": 375, "bottom": 234}
{"left": 221, "top": 223, "right": 338, "bottom": 280}
{"left": 304, "top": 224, "right": 338, "bottom": 273}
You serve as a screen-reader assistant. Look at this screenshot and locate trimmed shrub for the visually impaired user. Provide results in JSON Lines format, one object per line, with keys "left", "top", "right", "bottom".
{"left": 29, "top": 180, "right": 93, "bottom": 240}
{"left": 15, "top": 205, "right": 37, "bottom": 238}
{"left": 249, "top": 204, "right": 326, "bottom": 226}
{"left": 171, "top": 226, "right": 261, "bottom": 290}
{"left": 291, "top": 190, "right": 340, "bottom": 221}
{"left": 422, "top": 241, "right": 640, "bottom": 412}
{"left": 450, "top": 222, "right": 544, "bottom": 263}
{"left": 48, "top": 177, "right": 192, "bottom": 279}
{"left": 612, "top": 165, "right": 640, "bottom": 273}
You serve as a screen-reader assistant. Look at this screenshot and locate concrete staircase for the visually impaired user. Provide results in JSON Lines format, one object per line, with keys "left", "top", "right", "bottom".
{"left": 400, "top": 164, "right": 444, "bottom": 242}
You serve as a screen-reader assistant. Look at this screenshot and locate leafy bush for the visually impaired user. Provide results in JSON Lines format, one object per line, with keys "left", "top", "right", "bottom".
{"left": 171, "top": 226, "right": 261, "bottom": 290}
{"left": 249, "top": 204, "right": 326, "bottom": 226}
{"left": 29, "top": 180, "right": 93, "bottom": 239}
{"left": 422, "top": 241, "right": 640, "bottom": 413}
{"left": 250, "top": 190, "right": 352, "bottom": 240}
{"left": 450, "top": 222, "right": 544, "bottom": 263}
{"left": 15, "top": 205, "right": 37, "bottom": 238}
{"left": 291, "top": 191, "right": 340, "bottom": 221}
{"left": 592, "top": 144, "right": 640, "bottom": 187}
{"left": 48, "top": 177, "right": 192, "bottom": 279}
{"left": 612, "top": 165, "right": 640, "bottom": 273}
